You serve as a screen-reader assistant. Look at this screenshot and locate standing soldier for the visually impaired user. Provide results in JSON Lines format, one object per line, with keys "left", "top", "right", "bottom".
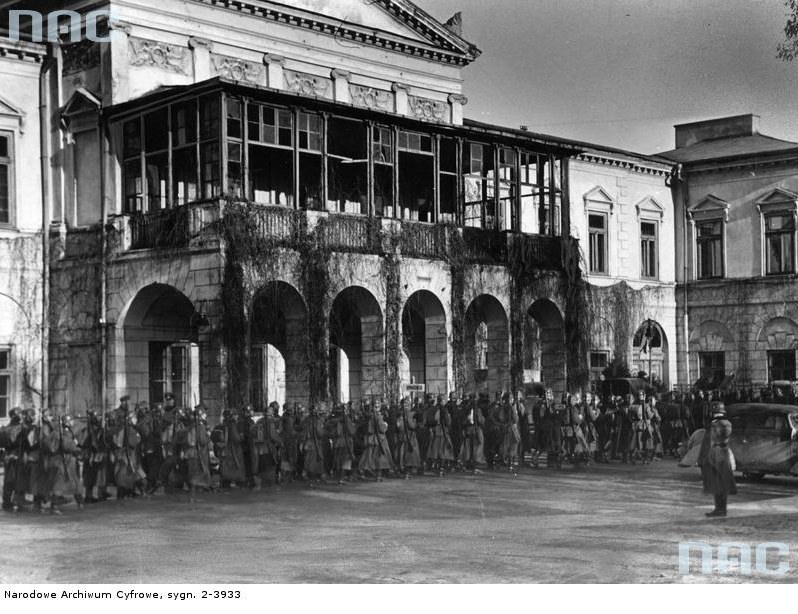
{"left": 34, "top": 410, "right": 56, "bottom": 511}
{"left": 394, "top": 397, "right": 421, "bottom": 478}
{"left": 19, "top": 409, "right": 43, "bottom": 510}
{"left": 698, "top": 403, "right": 737, "bottom": 517}
{"left": 618, "top": 396, "right": 636, "bottom": 464}
{"left": 358, "top": 401, "right": 392, "bottom": 480}
{"left": 0, "top": 408, "right": 23, "bottom": 511}
{"left": 330, "top": 403, "right": 357, "bottom": 484}
{"left": 181, "top": 406, "right": 212, "bottom": 500}
{"left": 113, "top": 408, "right": 147, "bottom": 499}
{"left": 426, "top": 394, "right": 454, "bottom": 476}
{"left": 496, "top": 393, "right": 520, "bottom": 473}
{"left": 212, "top": 409, "right": 246, "bottom": 489}
{"left": 44, "top": 414, "right": 83, "bottom": 514}
{"left": 280, "top": 404, "right": 299, "bottom": 482}
{"left": 545, "top": 390, "right": 563, "bottom": 469}
{"left": 584, "top": 393, "right": 601, "bottom": 463}
{"left": 138, "top": 402, "right": 165, "bottom": 494}
{"left": 238, "top": 406, "right": 256, "bottom": 489}
{"left": 252, "top": 403, "right": 282, "bottom": 488}
{"left": 446, "top": 392, "right": 463, "bottom": 460}
{"left": 459, "top": 398, "right": 484, "bottom": 473}
{"left": 78, "top": 410, "right": 109, "bottom": 503}
{"left": 302, "top": 404, "right": 327, "bottom": 485}
{"left": 413, "top": 396, "right": 429, "bottom": 471}
{"left": 160, "top": 406, "right": 186, "bottom": 492}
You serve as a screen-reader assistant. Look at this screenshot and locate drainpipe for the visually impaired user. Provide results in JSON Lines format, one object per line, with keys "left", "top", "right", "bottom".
{"left": 39, "top": 49, "right": 53, "bottom": 409}
{"left": 682, "top": 169, "right": 690, "bottom": 390}
{"left": 99, "top": 110, "right": 109, "bottom": 412}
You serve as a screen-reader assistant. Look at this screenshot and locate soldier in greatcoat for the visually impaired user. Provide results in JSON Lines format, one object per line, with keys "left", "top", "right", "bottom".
{"left": 78, "top": 410, "right": 109, "bottom": 503}
{"left": 44, "top": 414, "right": 83, "bottom": 514}
{"left": 252, "top": 403, "right": 282, "bottom": 488}
{"left": 394, "top": 397, "right": 421, "bottom": 478}
{"left": 113, "top": 408, "right": 147, "bottom": 499}
{"left": 358, "top": 401, "right": 392, "bottom": 480}
{"left": 179, "top": 406, "right": 212, "bottom": 500}
{"left": 212, "top": 409, "right": 246, "bottom": 489}
{"left": 329, "top": 403, "right": 357, "bottom": 484}
{"left": 425, "top": 394, "right": 454, "bottom": 476}
{"left": 0, "top": 408, "right": 23, "bottom": 511}
{"left": 698, "top": 403, "right": 737, "bottom": 517}
{"left": 302, "top": 404, "right": 327, "bottom": 484}
{"left": 459, "top": 399, "right": 485, "bottom": 472}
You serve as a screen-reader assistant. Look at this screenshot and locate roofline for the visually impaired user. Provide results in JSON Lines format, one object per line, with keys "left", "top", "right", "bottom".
{"left": 674, "top": 113, "right": 760, "bottom": 130}
{"left": 658, "top": 146, "right": 798, "bottom": 168}
{"left": 103, "top": 78, "right": 581, "bottom": 154}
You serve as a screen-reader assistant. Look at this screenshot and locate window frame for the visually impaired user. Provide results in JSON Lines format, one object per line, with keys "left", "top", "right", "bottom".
{"left": 698, "top": 351, "right": 725, "bottom": 386}
{"left": 695, "top": 218, "right": 725, "bottom": 280}
{"left": 640, "top": 219, "right": 659, "bottom": 280}
{"left": 587, "top": 210, "right": 609, "bottom": 276}
{"left": 763, "top": 212, "right": 797, "bottom": 276}
{"left": 768, "top": 349, "right": 796, "bottom": 382}
{"left": 0, "top": 130, "right": 16, "bottom": 228}
{"left": 0, "top": 346, "right": 13, "bottom": 419}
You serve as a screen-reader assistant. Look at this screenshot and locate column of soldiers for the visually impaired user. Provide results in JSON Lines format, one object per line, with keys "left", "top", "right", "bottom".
{"left": 1, "top": 387, "right": 695, "bottom": 514}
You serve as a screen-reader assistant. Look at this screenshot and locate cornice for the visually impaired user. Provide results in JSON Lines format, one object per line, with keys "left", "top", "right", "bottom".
{"left": 187, "top": 0, "right": 478, "bottom": 66}
{"left": 576, "top": 152, "right": 670, "bottom": 177}
{"left": 0, "top": 38, "right": 47, "bottom": 63}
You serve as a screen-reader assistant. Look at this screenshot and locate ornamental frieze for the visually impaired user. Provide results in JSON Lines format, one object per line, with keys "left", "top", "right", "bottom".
{"left": 284, "top": 70, "right": 332, "bottom": 99}
{"left": 349, "top": 84, "right": 393, "bottom": 111}
{"left": 408, "top": 95, "right": 448, "bottom": 123}
{"left": 211, "top": 54, "right": 263, "bottom": 84}
{"left": 128, "top": 37, "right": 189, "bottom": 74}
{"left": 62, "top": 40, "right": 100, "bottom": 74}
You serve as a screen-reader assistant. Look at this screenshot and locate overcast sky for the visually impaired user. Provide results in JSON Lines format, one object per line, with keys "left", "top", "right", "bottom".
{"left": 413, "top": 0, "right": 798, "bottom": 155}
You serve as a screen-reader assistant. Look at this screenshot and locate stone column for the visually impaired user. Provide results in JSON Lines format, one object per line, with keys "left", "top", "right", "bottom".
{"left": 392, "top": 83, "right": 409, "bottom": 116}
{"left": 263, "top": 53, "right": 285, "bottom": 90}
{"left": 331, "top": 69, "right": 351, "bottom": 104}
{"left": 108, "top": 21, "right": 132, "bottom": 104}
{"left": 189, "top": 37, "right": 213, "bottom": 81}
{"left": 448, "top": 94, "right": 468, "bottom": 126}
{"left": 360, "top": 315, "right": 385, "bottom": 401}
{"left": 284, "top": 315, "right": 309, "bottom": 405}
{"left": 425, "top": 316, "right": 449, "bottom": 395}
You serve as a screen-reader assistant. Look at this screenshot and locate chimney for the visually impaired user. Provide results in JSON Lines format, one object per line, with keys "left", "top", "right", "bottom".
{"left": 444, "top": 12, "right": 463, "bottom": 37}
{"left": 519, "top": 125, "right": 529, "bottom": 132}
{"left": 674, "top": 114, "right": 760, "bottom": 149}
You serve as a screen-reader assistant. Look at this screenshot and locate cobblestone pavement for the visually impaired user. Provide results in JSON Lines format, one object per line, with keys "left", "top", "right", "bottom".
{"left": 1, "top": 461, "right": 797, "bottom": 583}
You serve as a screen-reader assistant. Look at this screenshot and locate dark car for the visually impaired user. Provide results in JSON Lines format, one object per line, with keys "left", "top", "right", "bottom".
{"left": 727, "top": 403, "right": 798, "bottom": 479}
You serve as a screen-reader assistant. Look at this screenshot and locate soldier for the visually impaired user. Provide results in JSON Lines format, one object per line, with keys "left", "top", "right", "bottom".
{"left": 280, "top": 404, "right": 299, "bottom": 482}
{"left": 302, "top": 404, "right": 327, "bottom": 485}
{"left": 238, "top": 406, "right": 257, "bottom": 488}
{"left": 252, "top": 403, "right": 282, "bottom": 488}
{"left": 18, "top": 409, "right": 43, "bottom": 510}
{"left": 698, "top": 403, "right": 737, "bottom": 517}
{"left": 560, "top": 394, "right": 577, "bottom": 464}
{"left": 180, "top": 405, "right": 212, "bottom": 500}
{"left": 617, "top": 396, "right": 635, "bottom": 464}
{"left": 413, "top": 396, "right": 429, "bottom": 470}
{"left": 44, "top": 414, "right": 83, "bottom": 514}
{"left": 78, "top": 410, "right": 109, "bottom": 503}
{"left": 426, "top": 394, "right": 454, "bottom": 476}
{"left": 569, "top": 393, "right": 590, "bottom": 465}
{"left": 0, "top": 408, "right": 23, "bottom": 511}
{"left": 329, "top": 402, "right": 357, "bottom": 484}
{"left": 446, "top": 392, "right": 463, "bottom": 460}
{"left": 517, "top": 391, "right": 533, "bottom": 466}
{"left": 394, "top": 397, "right": 421, "bottom": 478}
{"left": 138, "top": 402, "right": 165, "bottom": 494}
{"left": 160, "top": 406, "right": 187, "bottom": 492}
{"left": 545, "top": 390, "right": 563, "bottom": 469}
{"left": 358, "top": 401, "right": 392, "bottom": 480}
{"left": 33, "top": 409, "right": 56, "bottom": 511}
{"left": 459, "top": 397, "right": 485, "bottom": 473}
{"left": 529, "top": 391, "right": 547, "bottom": 467}
{"left": 496, "top": 392, "right": 520, "bottom": 473}
{"left": 212, "top": 409, "right": 246, "bottom": 489}
{"left": 647, "top": 394, "right": 663, "bottom": 460}
{"left": 113, "top": 408, "right": 147, "bottom": 499}
{"left": 584, "top": 393, "right": 601, "bottom": 463}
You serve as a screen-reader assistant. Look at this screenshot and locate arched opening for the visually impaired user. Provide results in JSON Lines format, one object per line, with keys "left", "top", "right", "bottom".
{"left": 401, "top": 290, "right": 448, "bottom": 395}
{"left": 632, "top": 320, "right": 669, "bottom": 387}
{"left": 525, "top": 299, "right": 565, "bottom": 396}
{"left": 329, "top": 287, "right": 384, "bottom": 403}
{"left": 757, "top": 317, "right": 798, "bottom": 383}
{"left": 121, "top": 283, "right": 199, "bottom": 408}
{"left": 464, "top": 294, "right": 509, "bottom": 395}
{"left": 250, "top": 281, "right": 307, "bottom": 407}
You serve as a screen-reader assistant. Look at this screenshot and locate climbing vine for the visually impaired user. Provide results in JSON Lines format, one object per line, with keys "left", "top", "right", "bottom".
{"left": 446, "top": 228, "right": 467, "bottom": 392}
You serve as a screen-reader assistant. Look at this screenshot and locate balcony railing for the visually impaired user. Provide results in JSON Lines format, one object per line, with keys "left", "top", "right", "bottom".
{"left": 120, "top": 201, "right": 565, "bottom": 272}
{"left": 129, "top": 206, "right": 190, "bottom": 250}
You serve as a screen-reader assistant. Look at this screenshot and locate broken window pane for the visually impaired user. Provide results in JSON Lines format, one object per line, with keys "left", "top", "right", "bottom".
{"left": 439, "top": 137, "right": 457, "bottom": 224}
{"left": 498, "top": 147, "right": 516, "bottom": 231}
{"left": 520, "top": 151, "right": 539, "bottom": 233}
{"left": 248, "top": 144, "right": 294, "bottom": 206}
{"left": 373, "top": 125, "right": 394, "bottom": 217}
{"left": 463, "top": 142, "right": 495, "bottom": 229}
{"left": 298, "top": 112, "right": 322, "bottom": 209}
{"left": 171, "top": 100, "right": 197, "bottom": 147}
{"left": 398, "top": 130, "right": 434, "bottom": 222}
{"left": 327, "top": 116, "right": 367, "bottom": 215}
{"left": 201, "top": 141, "right": 220, "bottom": 200}
{"left": 146, "top": 152, "right": 168, "bottom": 210}
{"left": 145, "top": 108, "right": 168, "bottom": 152}
{"left": 173, "top": 146, "right": 198, "bottom": 206}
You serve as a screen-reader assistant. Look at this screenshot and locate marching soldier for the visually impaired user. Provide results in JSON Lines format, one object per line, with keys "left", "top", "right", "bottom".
{"left": 496, "top": 392, "right": 520, "bottom": 473}
{"left": 330, "top": 402, "right": 357, "bottom": 484}
{"left": 546, "top": 392, "right": 564, "bottom": 469}
{"left": 358, "top": 400, "right": 392, "bottom": 480}
{"left": 0, "top": 408, "right": 23, "bottom": 511}
{"left": 19, "top": 409, "right": 42, "bottom": 510}
{"left": 426, "top": 394, "right": 454, "bottom": 476}
{"left": 446, "top": 392, "right": 463, "bottom": 460}
{"left": 180, "top": 405, "right": 212, "bottom": 500}
{"left": 302, "top": 404, "right": 327, "bottom": 484}
{"left": 280, "top": 404, "right": 299, "bottom": 482}
{"left": 160, "top": 406, "right": 186, "bottom": 492}
{"left": 44, "top": 414, "right": 83, "bottom": 514}
{"left": 113, "top": 408, "right": 147, "bottom": 499}
{"left": 138, "top": 402, "right": 165, "bottom": 494}
{"left": 238, "top": 406, "right": 257, "bottom": 489}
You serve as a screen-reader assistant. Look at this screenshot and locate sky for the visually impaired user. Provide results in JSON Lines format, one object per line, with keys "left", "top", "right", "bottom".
{"left": 413, "top": 0, "right": 798, "bottom": 155}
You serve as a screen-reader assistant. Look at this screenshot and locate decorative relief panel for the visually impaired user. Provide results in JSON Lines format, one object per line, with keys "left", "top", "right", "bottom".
{"left": 63, "top": 40, "right": 100, "bottom": 74}
{"left": 408, "top": 95, "right": 448, "bottom": 122}
{"left": 284, "top": 70, "right": 332, "bottom": 99}
{"left": 128, "top": 37, "right": 189, "bottom": 74}
{"left": 349, "top": 84, "right": 393, "bottom": 111}
{"left": 211, "top": 54, "right": 263, "bottom": 84}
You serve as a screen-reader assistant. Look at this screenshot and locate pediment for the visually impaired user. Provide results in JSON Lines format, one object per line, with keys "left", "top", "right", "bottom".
{"left": 62, "top": 88, "right": 102, "bottom": 118}
{"left": 635, "top": 196, "right": 664, "bottom": 219}
{"left": 689, "top": 194, "right": 729, "bottom": 221}
{"left": 756, "top": 188, "right": 798, "bottom": 213}
{"left": 0, "top": 94, "right": 26, "bottom": 132}
{"left": 195, "top": 0, "right": 480, "bottom": 64}
{"left": 583, "top": 186, "right": 615, "bottom": 211}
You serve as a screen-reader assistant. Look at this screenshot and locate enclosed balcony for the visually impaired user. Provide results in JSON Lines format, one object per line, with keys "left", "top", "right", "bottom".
{"left": 106, "top": 78, "right": 577, "bottom": 269}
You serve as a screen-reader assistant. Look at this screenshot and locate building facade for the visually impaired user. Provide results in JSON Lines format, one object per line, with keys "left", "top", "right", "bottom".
{"left": 568, "top": 146, "right": 677, "bottom": 389}
{"left": 0, "top": 0, "right": 600, "bottom": 420}
{"left": 0, "top": 37, "right": 46, "bottom": 424}
{"left": 662, "top": 114, "right": 798, "bottom": 389}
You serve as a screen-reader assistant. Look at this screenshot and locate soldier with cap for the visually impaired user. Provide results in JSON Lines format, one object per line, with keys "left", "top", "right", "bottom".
{"left": 238, "top": 406, "right": 257, "bottom": 488}
{"left": 280, "top": 404, "right": 299, "bottom": 482}
{"left": 78, "top": 409, "right": 110, "bottom": 503}
{"left": 329, "top": 402, "right": 357, "bottom": 484}
{"left": 698, "top": 402, "right": 737, "bottom": 517}
{"left": 302, "top": 403, "right": 327, "bottom": 485}
{"left": 212, "top": 409, "right": 246, "bottom": 489}
{"left": 358, "top": 399, "right": 392, "bottom": 480}
{"left": 138, "top": 402, "right": 165, "bottom": 493}
{"left": 251, "top": 402, "right": 282, "bottom": 488}
{"left": 180, "top": 405, "right": 212, "bottom": 500}
{"left": 113, "top": 407, "right": 147, "bottom": 499}
{"left": 496, "top": 392, "right": 521, "bottom": 473}
{"left": 459, "top": 397, "right": 485, "bottom": 473}
{"left": 0, "top": 408, "right": 24, "bottom": 511}
{"left": 44, "top": 414, "right": 83, "bottom": 514}
{"left": 394, "top": 397, "right": 421, "bottom": 478}
{"left": 425, "top": 394, "right": 454, "bottom": 476}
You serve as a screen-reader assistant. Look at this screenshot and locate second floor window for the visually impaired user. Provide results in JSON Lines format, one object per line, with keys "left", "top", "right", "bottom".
{"left": 696, "top": 220, "right": 724, "bottom": 279}
{"left": 0, "top": 133, "right": 12, "bottom": 225}
{"left": 699, "top": 351, "right": 725, "bottom": 387}
{"left": 765, "top": 213, "right": 796, "bottom": 275}
{"left": 0, "top": 348, "right": 10, "bottom": 419}
{"left": 640, "top": 221, "right": 658, "bottom": 279}
{"left": 588, "top": 213, "right": 608, "bottom": 274}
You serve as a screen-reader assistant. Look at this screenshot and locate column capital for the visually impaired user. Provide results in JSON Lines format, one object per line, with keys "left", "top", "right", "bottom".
{"left": 263, "top": 53, "right": 286, "bottom": 66}
{"left": 331, "top": 68, "right": 351, "bottom": 81}
{"left": 391, "top": 82, "right": 410, "bottom": 93}
{"left": 448, "top": 93, "right": 469, "bottom": 105}
{"left": 188, "top": 37, "right": 213, "bottom": 51}
{"left": 108, "top": 20, "right": 132, "bottom": 35}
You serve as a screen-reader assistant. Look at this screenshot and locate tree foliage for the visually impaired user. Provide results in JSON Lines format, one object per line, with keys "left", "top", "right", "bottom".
{"left": 778, "top": 0, "right": 798, "bottom": 60}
